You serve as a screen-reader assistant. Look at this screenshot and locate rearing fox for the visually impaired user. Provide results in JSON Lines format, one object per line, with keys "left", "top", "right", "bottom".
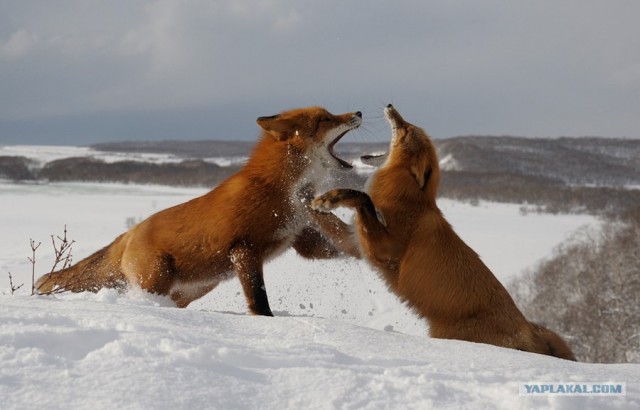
{"left": 314, "top": 105, "right": 576, "bottom": 360}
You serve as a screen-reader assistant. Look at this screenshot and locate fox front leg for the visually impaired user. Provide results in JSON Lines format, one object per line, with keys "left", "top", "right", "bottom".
{"left": 314, "top": 190, "right": 402, "bottom": 284}
{"left": 230, "top": 244, "right": 273, "bottom": 316}
{"left": 312, "top": 189, "right": 386, "bottom": 227}
{"left": 313, "top": 189, "right": 401, "bottom": 268}
{"left": 297, "top": 186, "right": 360, "bottom": 258}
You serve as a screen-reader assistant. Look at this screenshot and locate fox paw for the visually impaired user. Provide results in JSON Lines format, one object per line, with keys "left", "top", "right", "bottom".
{"left": 311, "top": 190, "right": 343, "bottom": 212}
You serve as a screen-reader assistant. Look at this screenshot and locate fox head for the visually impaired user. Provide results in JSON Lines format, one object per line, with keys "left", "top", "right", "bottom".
{"left": 380, "top": 104, "right": 440, "bottom": 203}
{"left": 256, "top": 107, "right": 362, "bottom": 171}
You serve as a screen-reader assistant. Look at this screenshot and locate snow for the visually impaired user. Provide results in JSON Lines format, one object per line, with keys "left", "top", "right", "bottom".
{"left": 0, "top": 145, "right": 183, "bottom": 166}
{"left": 0, "top": 144, "right": 385, "bottom": 173}
{"left": 439, "top": 153, "right": 461, "bottom": 171}
{"left": 1, "top": 293, "right": 637, "bottom": 409}
{"left": 1, "top": 177, "right": 636, "bottom": 409}
{"left": 0, "top": 144, "right": 248, "bottom": 167}
{"left": 202, "top": 156, "right": 249, "bottom": 167}
{"left": 0, "top": 181, "right": 597, "bottom": 336}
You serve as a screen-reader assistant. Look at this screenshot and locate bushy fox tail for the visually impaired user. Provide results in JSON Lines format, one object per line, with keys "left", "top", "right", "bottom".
{"left": 532, "top": 323, "right": 577, "bottom": 361}
{"left": 36, "top": 246, "right": 126, "bottom": 294}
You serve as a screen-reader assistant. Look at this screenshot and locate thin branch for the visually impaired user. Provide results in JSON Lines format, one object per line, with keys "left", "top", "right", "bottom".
{"left": 46, "top": 225, "right": 75, "bottom": 278}
{"left": 8, "top": 271, "right": 24, "bottom": 295}
{"left": 28, "top": 238, "right": 41, "bottom": 296}
{"left": 26, "top": 225, "right": 76, "bottom": 296}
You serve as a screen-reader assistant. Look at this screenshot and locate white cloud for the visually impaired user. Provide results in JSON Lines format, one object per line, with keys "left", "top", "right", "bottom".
{"left": 609, "top": 62, "right": 640, "bottom": 87}
{"left": 272, "top": 9, "right": 302, "bottom": 32}
{"left": 1, "top": 29, "right": 37, "bottom": 59}
{"left": 0, "top": 0, "right": 639, "bottom": 142}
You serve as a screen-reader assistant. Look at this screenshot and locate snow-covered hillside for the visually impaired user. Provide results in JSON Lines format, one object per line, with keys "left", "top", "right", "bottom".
{"left": 0, "top": 144, "right": 182, "bottom": 165}
{"left": 436, "top": 136, "right": 640, "bottom": 186}
{"left": 1, "top": 179, "right": 637, "bottom": 409}
{"left": 1, "top": 292, "right": 637, "bottom": 410}
{"left": 0, "top": 144, "right": 247, "bottom": 167}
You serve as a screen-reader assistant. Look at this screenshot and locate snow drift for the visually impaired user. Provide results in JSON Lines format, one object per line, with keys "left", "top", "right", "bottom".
{"left": 1, "top": 292, "right": 637, "bottom": 410}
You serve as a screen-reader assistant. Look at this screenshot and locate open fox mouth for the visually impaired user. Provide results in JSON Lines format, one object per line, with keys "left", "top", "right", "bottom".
{"left": 328, "top": 113, "right": 362, "bottom": 169}
{"left": 360, "top": 153, "right": 387, "bottom": 167}
{"left": 328, "top": 129, "right": 355, "bottom": 169}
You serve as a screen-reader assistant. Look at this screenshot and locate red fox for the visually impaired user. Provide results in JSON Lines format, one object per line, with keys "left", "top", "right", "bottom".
{"left": 313, "top": 104, "right": 576, "bottom": 360}
{"left": 37, "top": 107, "right": 362, "bottom": 315}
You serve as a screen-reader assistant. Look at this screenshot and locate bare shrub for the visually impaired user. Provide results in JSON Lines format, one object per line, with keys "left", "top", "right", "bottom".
{"left": 513, "top": 208, "right": 640, "bottom": 363}
{"left": 7, "top": 272, "right": 23, "bottom": 294}
{"left": 28, "top": 239, "right": 41, "bottom": 295}
{"left": 5, "top": 226, "right": 76, "bottom": 296}
{"left": 37, "top": 226, "right": 76, "bottom": 295}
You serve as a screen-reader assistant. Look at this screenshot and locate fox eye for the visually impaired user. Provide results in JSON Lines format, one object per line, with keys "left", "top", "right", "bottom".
{"left": 320, "top": 117, "right": 332, "bottom": 123}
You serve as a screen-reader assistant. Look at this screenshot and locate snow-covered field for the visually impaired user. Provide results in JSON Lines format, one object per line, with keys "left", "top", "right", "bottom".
{"left": 2, "top": 292, "right": 637, "bottom": 410}
{"left": 0, "top": 181, "right": 597, "bottom": 336}
{"left": 1, "top": 180, "right": 637, "bottom": 409}
{"left": 0, "top": 144, "right": 248, "bottom": 167}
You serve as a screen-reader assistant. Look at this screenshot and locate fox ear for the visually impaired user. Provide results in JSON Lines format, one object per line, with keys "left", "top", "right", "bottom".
{"left": 257, "top": 115, "right": 292, "bottom": 140}
{"left": 257, "top": 114, "right": 278, "bottom": 123}
{"left": 410, "top": 161, "right": 431, "bottom": 190}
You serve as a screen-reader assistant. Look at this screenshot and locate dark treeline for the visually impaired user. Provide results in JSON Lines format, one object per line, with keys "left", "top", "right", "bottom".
{"left": 8, "top": 157, "right": 638, "bottom": 216}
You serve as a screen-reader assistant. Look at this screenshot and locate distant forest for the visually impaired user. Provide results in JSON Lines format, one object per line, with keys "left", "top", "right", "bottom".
{"left": 2, "top": 136, "right": 640, "bottom": 216}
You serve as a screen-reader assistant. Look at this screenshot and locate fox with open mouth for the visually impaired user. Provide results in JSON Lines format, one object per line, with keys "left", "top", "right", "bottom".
{"left": 37, "top": 106, "right": 361, "bottom": 316}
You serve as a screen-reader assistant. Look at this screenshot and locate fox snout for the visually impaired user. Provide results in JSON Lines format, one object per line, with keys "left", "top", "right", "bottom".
{"left": 384, "top": 104, "right": 406, "bottom": 126}
{"left": 350, "top": 111, "right": 363, "bottom": 127}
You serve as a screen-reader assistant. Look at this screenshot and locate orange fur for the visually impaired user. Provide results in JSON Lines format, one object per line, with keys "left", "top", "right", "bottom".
{"left": 314, "top": 105, "right": 576, "bottom": 360}
{"left": 36, "top": 107, "right": 362, "bottom": 315}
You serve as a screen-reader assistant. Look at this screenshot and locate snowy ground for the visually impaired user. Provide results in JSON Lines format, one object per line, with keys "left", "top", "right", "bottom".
{"left": 2, "top": 292, "right": 637, "bottom": 410}
{"left": 0, "top": 181, "right": 597, "bottom": 336}
{"left": 1, "top": 180, "right": 637, "bottom": 409}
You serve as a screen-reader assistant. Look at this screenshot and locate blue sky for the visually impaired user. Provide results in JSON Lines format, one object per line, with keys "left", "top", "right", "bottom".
{"left": 1, "top": 1, "right": 639, "bottom": 145}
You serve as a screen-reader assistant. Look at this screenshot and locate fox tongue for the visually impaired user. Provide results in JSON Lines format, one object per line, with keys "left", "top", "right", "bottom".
{"left": 329, "top": 131, "right": 353, "bottom": 169}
